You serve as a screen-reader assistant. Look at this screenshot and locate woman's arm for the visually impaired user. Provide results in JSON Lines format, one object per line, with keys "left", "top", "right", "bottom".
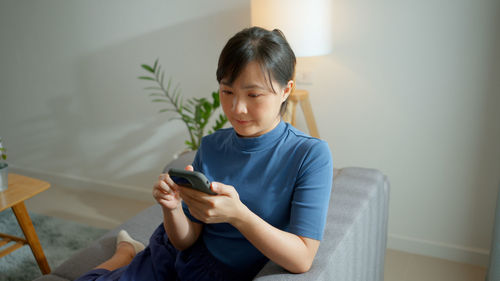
{"left": 161, "top": 205, "right": 202, "bottom": 250}
{"left": 153, "top": 166, "right": 203, "bottom": 250}
{"left": 233, "top": 204, "right": 320, "bottom": 273}
{"left": 180, "top": 182, "right": 320, "bottom": 273}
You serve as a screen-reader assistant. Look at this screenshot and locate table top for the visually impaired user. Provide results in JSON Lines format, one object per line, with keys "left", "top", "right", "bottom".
{"left": 0, "top": 173, "right": 50, "bottom": 212}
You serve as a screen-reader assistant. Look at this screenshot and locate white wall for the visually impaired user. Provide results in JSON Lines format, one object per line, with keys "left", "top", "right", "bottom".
{"left": 307, "top": 0, "right": 500, "bottom": 266}
{"left": 1, "top": 0, "right": 499, "bottom": 266}
{"left": 0, "top": 0, "right": 250, "bottom": 198}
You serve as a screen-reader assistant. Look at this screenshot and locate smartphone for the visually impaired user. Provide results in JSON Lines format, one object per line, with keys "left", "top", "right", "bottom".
{"left": 168, "top": 168, "right": 217, "bottom": 195}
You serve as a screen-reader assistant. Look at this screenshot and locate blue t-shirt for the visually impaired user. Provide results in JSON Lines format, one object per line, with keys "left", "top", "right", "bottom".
{"left": 182, "top": 121, "right": 333, "bottom": 275}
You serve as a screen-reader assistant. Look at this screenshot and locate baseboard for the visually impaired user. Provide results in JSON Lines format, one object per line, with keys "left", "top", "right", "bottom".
{"left": 388, "top": 233, "right": 490, "bottom": 267}
{"left": 9, "top": 165, "right": 153, "bottom": 202}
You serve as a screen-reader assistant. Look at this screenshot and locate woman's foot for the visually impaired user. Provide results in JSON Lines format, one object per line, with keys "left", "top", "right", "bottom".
{"left": 117, "top": 230, "right": 146, "bottom": 255}
{"left": 94, "top": 230, "right": 145, "bottom": 271}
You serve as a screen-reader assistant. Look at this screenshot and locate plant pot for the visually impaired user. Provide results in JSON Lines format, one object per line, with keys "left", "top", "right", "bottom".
{"left": 173, "top": 149, "right": 193, "bottom": 160}
{"left": 0, "top": 163, "right": 7, "bottom": 192}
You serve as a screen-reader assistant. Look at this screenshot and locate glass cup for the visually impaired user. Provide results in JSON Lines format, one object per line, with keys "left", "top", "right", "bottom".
{"left": 0, "top": 163, "right": 8, "bottom": 191}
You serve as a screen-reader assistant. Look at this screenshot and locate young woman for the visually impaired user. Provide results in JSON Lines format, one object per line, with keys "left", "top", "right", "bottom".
{"left": 76, "top": 26, "right": 333, "bottom": 281}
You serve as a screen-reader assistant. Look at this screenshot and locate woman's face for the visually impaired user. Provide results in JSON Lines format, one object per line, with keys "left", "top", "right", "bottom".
{"left": 219, "top": 61, "right": 293, "bottom": 138}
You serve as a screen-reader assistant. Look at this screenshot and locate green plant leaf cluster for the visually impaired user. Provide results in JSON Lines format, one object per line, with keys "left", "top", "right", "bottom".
{"left": 139, "top": 59, "right": 228, "bottom": 150}
{"left": 0, "top": 138, "right": 6, "bottom": 160}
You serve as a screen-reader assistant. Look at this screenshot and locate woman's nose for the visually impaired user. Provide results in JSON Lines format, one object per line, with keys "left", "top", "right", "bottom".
{"left": 232, "top": 97, "right": 247, "bottom": 114}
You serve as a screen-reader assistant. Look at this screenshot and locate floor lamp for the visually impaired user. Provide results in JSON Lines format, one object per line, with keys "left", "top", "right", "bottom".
{"left": 251, "top": 0, "right": 333, "bottom": 138}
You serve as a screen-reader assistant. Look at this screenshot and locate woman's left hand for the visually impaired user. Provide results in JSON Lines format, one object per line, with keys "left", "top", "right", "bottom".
{"left": 179, "top": 182, "right": 246, "bottom": 225}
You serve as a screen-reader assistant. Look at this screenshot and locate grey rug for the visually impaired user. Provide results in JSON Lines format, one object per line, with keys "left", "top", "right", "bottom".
{"left": 0, "top": 209, "right": 107, "bottom": 281}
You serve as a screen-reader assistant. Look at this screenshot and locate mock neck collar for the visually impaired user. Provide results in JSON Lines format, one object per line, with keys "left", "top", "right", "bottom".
{"left": 232, "top": 120, "right": 287, "bottom": 152}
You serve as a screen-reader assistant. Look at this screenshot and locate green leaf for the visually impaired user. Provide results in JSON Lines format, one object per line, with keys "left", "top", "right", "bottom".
{"left": 158, "top": 108, "right": 176, "bottom": 113}
{"left": 173, "top": 84, "right": 181, "bottom": 96}
{"left": 153, "top": 59, "right": 159, "bottom": 72}
{"left": 203, "top": 102, "right": 212, "bottom": 113}
{"left": 138, "top": 76, "right": 155, "bottom": 81}
{"left": 174, "top": 91, "right": 181, "bottom": 106}
{"left": 149, "top": 93, "right": 165, "bottom": 97}
{"left": 166, "top": 77, "right": 172, "bottom": 91}
{"left": 168, "top": 117, "right": 182, "bottom": 122}
{"left": 139, "top": 61, "right": 228, "bottom": 150}
{"left": 181, "top": 113, "right": 194, "bottom": 121}
{"left": 212, "top": 114, "right": 228, "bottom": 132}
{"left": 141, "top": 64, "right": 155, "bottom": 73}
{"left": 154, "top": 65, "right": 160, "bottom": 81}
{"left": 212, "top": 91, "right": 220, "bottom": 108}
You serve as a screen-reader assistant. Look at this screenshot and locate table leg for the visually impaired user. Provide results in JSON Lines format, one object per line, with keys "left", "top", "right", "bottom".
{"left": 11, "top": 202, "right": 51, "bottom": 274}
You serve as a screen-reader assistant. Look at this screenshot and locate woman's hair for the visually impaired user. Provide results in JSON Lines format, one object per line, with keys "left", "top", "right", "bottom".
{"left": 216, "top": 27, "right": 296, "bottom": 115}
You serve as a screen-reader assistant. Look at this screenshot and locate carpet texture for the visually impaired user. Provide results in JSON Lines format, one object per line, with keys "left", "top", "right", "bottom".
{"left": 0, "top": 210, "right": 107, "bottom": 281}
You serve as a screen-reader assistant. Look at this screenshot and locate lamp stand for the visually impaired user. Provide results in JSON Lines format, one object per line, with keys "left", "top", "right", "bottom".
{"left": 284, "top": 89, "right": 320, "bottom": 138}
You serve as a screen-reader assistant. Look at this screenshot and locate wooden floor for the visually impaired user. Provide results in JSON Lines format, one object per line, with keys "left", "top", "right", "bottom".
{"left": 24, "top": 184, "right": 488, "bottom": 280}
{"left": 384, "top": 249, "right": 486, "bottom": 281}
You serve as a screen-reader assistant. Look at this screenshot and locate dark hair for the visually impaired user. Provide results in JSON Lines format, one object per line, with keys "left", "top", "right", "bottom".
{"left": 216, "top": 27, "right": 296, "bottom": 115}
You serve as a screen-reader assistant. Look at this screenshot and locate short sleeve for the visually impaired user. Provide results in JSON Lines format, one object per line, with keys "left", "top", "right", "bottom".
{"left": 288, "top": 140, "right": 333, "bottom": 240}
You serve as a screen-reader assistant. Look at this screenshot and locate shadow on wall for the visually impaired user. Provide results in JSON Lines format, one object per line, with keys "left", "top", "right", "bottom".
{"left": 477, "top": 15, "right": 500, "bottom": 256}
{"left": 23, "top": 6, "right": 248, "bottom": 189}
{"left": 468, "top": 16, "right": 500, "bottom": 255}
{"left": 75, "top": 7, "right": 249, "bottom": 188}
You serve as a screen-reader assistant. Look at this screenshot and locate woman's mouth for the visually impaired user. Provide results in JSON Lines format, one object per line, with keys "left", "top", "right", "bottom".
{"left": 235, "top": 119, "right": 251, "bottom": 125}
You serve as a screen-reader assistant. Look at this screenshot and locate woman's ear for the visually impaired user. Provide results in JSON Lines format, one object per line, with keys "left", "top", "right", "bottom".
{"left": 282, "top": 80, "right": 294, "bottom": 102}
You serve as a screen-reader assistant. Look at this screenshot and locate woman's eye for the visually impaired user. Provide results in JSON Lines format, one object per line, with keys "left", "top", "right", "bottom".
{"left": 222, "top": 90, "right": 233, "bottom": 95}
{"left": 249, "top": 93, "right": 261, "bottom": 98}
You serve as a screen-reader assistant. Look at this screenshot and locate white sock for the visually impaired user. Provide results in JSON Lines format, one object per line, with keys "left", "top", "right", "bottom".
{"left": 116, "top": 230, "right": 145, "bottom": 254}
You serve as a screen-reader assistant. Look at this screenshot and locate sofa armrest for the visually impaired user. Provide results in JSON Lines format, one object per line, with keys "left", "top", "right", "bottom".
{"left": 254, "top": 167, "right": 390, "bottom": 281}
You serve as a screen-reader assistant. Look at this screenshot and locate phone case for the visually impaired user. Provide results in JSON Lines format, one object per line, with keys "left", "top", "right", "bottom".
{"left": 168, "top": 168, "right": 217, "bottom": 195}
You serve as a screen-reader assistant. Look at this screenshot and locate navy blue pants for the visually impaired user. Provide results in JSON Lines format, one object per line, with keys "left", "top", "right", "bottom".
{"left": 75, "top": 224, "right": 250, "bottom": 281}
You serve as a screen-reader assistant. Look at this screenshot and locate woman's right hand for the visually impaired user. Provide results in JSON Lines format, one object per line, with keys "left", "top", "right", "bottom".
{"left": 153, "top": 171, "right": 184, "bottom": 210}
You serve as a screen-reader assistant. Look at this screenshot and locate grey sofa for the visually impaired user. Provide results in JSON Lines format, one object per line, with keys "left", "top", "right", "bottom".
{"left": 34, "top": 151, "right": 390, "bottom": 281}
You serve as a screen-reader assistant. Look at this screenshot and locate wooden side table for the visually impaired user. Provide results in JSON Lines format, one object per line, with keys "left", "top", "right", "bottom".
{"left": 283, "top": 89, "right": 320, "bottom": 138}
{"left": 0, "top": 173, "right": 51, "bottom": 274}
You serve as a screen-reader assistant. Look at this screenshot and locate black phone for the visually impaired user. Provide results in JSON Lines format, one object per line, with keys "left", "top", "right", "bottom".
{"left": 168, "top": 168, "right": 217, "bottom": 195}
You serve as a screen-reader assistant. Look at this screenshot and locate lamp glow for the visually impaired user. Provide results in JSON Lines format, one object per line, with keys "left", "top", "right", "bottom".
{"left": 251, "top": 0, "right": 333, "bottom": 57}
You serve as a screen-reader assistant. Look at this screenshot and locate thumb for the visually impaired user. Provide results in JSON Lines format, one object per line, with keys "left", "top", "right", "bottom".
{"left": 184, "top": 165, "right": 194, "bottom": 172}
{"left": 211, "top": 182, "right": 236, "bottom": 197}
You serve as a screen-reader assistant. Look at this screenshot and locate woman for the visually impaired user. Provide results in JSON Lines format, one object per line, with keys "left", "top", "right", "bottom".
{"left": 76, "top": 26, "right": 333, "bottom": 281}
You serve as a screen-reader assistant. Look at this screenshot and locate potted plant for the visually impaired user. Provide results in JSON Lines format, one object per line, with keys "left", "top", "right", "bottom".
{"left": 0, "top": 137, "right": 7, "bottom": 191}
{"left": 139, "top": 59, "right": 228, "bottom": 151}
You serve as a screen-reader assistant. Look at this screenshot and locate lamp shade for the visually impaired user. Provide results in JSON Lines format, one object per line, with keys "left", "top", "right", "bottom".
{"left": 251, "top": 0, "right": 333, "bottom": 57}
